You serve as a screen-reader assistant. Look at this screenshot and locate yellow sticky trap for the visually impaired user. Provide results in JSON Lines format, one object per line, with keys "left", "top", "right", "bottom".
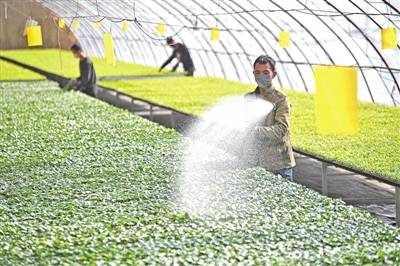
{"left": 156, "top": 23, "right": 166, "bottom": 35}
{"left": 26, "top": 26, "right": 43, "bottom": 47}
{"left": 279, "top": 31, "right": 290, "bottom": 48}
{"left": 94, "top": 21, "right": 101, "bottom": 31}
{"left": 72, "top": 19, "right": 80, "bottom": 30}
{"left": 314, "top": 66, "right": 358, "bottom": 135}
{"left": 122, "top": 21, "right": 129, "bottom": 32}
{"left": 210, "top": 27, "right": 219, "bottom": 41}
{"left": 103, "top": 33, "right": 116, "bottom": 65}
{"left": 381, "top": 27, "right": 397, "bottom": 49}
{"left": 58, "top": 18, "right": 65, "bottom": 29}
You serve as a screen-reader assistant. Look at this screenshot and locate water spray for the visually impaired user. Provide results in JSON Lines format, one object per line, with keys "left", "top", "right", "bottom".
{"left": 175, "top": 95, "right": 273, "bottom": 217}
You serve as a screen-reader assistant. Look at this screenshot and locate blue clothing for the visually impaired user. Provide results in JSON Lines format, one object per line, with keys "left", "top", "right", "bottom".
{"left": 272, "top": 167, "right": 293, "bottom": 182}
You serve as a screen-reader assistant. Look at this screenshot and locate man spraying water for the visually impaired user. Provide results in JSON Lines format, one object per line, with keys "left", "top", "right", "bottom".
{"left": 246, "top": 55, "right": 296, "bottom": 181}
{"left": 176, "top": 56, "right": 296, "bottom": 216}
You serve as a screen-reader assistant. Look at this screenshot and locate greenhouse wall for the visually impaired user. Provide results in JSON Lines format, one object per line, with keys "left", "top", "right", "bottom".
{"left": 0, "top": 0, "right": 77, "bottom": 50}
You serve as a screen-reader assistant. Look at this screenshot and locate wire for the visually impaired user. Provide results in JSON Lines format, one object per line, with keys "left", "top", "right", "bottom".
{"left": 95, "top": 0, "right": 100, "bottom": 16}
{"left": 9, "top": 0, "right": 400, "bottom": 35}
{"left": 8, "top": 0, "right": 400, "bottom": 19}
{"left": 3, "top": 0, "right": 398, "bottom": 78}
{"left": 78, "top": 33, "right": 400, "bottom": 73}
{"left": 6, "top": 0, "right": 400, "bottom": 72}
{"left": 134, "top": 19, "right": 185, "bottom": 41}
{"left": 133, "top": 0, "right": 136, "bottom": 20}
{"left": 57, "top": 26, "right": 64, "bottom": 76}
{"left": 129, "top": 0, "right": 184, "bottom": 41}
{"left": 185, "top": 7, "right": 400, "bottom": 18}
{"left": 74, "top": 0, "right": 79, "bottom": 18}
{"left": 4, "top": 2, "right": 8, "bottom": 20}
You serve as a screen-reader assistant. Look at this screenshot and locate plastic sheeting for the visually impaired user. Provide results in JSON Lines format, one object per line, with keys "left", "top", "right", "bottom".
{"left": 36, "top": 0, "right": 400, "bottom": 106}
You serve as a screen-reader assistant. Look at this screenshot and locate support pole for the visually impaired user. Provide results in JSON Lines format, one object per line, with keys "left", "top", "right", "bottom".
{"left": 396, "top": 186, "right": 400, "bottom": 226}
{"left": 321, "top": 162, "right": 328, "bottom": 196}
{"left": 149, "top": 105, "right": 153, "bottom": 121}
{"left": 130, "top": 98, "right": 134, "bottom": 112}
{"left": 170, "top": 112, "right": 176, "bottom": 128}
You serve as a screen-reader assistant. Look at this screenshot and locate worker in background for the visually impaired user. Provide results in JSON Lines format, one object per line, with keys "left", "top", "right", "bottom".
{"left": 245, "top": 55, "right": 296, "bottom": 181}
{"left": 159, "top": 37, "right": 195, "bottom": 76}
{"left": 63, "top": 43, "right": 97, "bottom": 97}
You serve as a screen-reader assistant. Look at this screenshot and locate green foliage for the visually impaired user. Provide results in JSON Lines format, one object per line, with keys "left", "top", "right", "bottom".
{"left": 0, "top": 60, "right": 44, "bottom": 80}
{"left": 99, "top": 78, "right": 400, "bottom": 181}
{"left": 0, "top": 49, "right": 169, "bottom": 79}
{"left": 100, "top": 77, "right": 254, "bottom": 114}
{"left": 0, "top": 81, "right": 399, "bottom": 264}
{"left": 287, "top": 90, "right": 400, "bottom": 181}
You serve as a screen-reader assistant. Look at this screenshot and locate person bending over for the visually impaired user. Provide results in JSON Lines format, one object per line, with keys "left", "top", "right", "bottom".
{"left": 159, "top": 37, "right": 195, "bottom": 76}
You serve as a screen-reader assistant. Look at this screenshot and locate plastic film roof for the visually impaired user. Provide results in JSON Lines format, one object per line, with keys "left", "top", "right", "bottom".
{"left": 37, "top": 0, "right": 400, "bottom": 106}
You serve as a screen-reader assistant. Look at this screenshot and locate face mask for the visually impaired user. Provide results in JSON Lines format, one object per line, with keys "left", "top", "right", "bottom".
{"left": 254, "top": 74, "right": 272, "bottom": 88}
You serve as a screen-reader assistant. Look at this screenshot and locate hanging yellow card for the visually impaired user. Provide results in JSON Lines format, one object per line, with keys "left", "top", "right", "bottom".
{"left": 156, "top": 23, "right": 166, "bottom": 35}
{"left": 381, "top": 27, "right": 397, "bottom": 49}
{"left": 103, "top": 33, "right": 116, "bottom": 65}
{"left": 94, "top": 21, "right": 101, "bottom": 31}
{"left": 27, "top": 25, "right": 43, "bottom": 47}
{"left": 314, "top": 66, "right": 358, "bottom": 135}
{"left": 122, "top": 20, "right": 129, "bottom": 32}
{"left": 210, "top": 27, "right": 219, "bottom": 41}
{"left": 58, "top": 18, "right": 66, "bottom": 29}
{"left": 279, "top": 31, "right": 290, "bottom": 48}
{"left": 72, "top": 19, "right": 80, "bottom": 30}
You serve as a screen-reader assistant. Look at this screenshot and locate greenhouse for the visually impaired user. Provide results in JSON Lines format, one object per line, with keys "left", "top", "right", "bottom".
{"left": 1, "top": 0, "right": 400, "bottom": 264}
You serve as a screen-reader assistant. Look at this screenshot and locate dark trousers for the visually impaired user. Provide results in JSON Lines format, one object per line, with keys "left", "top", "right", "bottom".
{"left": 185, "top": 66, "right": 195, "bottom": 76}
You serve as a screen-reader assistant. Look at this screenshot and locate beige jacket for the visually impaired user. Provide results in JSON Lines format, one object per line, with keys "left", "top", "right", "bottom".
{"left": 245, "top": 87, "right": 296, "bottom": 171}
